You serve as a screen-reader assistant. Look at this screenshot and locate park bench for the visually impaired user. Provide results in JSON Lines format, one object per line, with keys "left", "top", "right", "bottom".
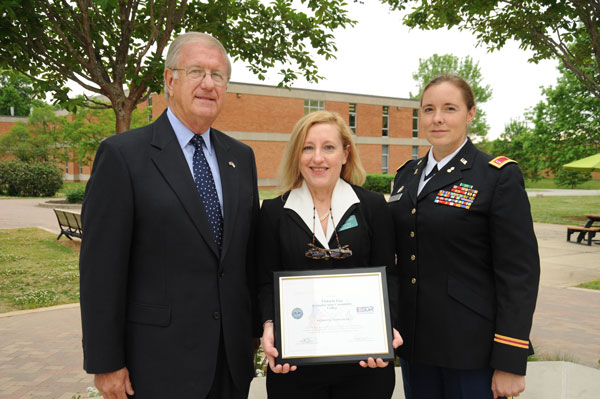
{"left": 566, "top": 226, "right": 600, "bottom": 246}
{"left": 53, "top": 209, "right": 83, "bottom": 240}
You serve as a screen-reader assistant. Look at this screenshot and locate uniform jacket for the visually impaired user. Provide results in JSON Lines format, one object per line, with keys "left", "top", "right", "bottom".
{"left": 257, "top": 183, "right": 398, "bottom": 328}
{"left": 79, "top": 111, "right": 259, "bottom": 398}
{"left": 389, "top": 139, "right": 539, "bottom": 375}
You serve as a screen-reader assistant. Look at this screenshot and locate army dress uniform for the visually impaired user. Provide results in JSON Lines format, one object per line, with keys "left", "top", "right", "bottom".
{"left": 389, "top": 138, "right": 540, "bottom": 380}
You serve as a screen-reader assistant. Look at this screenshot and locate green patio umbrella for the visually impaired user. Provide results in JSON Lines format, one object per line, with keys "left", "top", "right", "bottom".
{"left": 563, "top": 153, "right": 600, "bottom": 172}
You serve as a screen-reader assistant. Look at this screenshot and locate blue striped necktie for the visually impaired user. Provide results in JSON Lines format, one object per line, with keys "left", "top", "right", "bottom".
{"left": 190, "top": 134, "right": 223, "bottom": 252}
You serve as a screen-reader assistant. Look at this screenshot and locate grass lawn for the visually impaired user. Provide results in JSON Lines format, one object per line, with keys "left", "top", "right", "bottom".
{"left": 528, "top": 196, "right": 600, "bottom": 225}
{"left": 525, "top": 177, "right": 600, "bottom": 190}
{"left": 0, "top": 228, "right": 80, "bottom": 313}
{"left": 577, "top": 279, "right": 600, "bottom": 290}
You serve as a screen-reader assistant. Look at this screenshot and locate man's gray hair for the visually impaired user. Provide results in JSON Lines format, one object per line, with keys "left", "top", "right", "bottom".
{"left": 164, "top": 32, "right": 232, "bottom": 100}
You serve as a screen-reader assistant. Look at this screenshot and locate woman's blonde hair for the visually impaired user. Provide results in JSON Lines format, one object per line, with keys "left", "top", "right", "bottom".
{"left": 277, "top": 110, "right": 366, "bottom": 194}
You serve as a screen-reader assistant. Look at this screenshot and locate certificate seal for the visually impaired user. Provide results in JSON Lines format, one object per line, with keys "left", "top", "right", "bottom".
{"left": 291, "top": 308, "right": 303, "bottom": 319}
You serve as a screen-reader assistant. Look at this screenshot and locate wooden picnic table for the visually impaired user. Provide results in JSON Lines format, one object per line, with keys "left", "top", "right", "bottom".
{"left": 583, "top": 214, "right": 600, "bottom": 228}
{"left": 571, "top": 214, "right": 600, "bottom": 245}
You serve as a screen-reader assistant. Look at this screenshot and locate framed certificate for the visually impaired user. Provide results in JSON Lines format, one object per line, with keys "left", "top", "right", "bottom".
{"left": 273, "top": 267, "right": 394, "bottom": 366}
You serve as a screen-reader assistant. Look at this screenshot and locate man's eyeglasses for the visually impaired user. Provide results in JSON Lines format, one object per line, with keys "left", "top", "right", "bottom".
{"left": 305, "top": 206, "right": 352, "bottom": 260}
{"left": 171, "top": 67, "right": 228, "bottom": 87}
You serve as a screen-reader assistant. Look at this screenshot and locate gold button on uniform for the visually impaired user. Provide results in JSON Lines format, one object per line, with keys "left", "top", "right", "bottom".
{"left": 411, "top": 278, "right": 417, "bottom": 284}
{"left": 410, "top": 231, "right": 415, "bottom": 238}
{"left": 411, "top": 208, "right": 416, "bottom": 215}
{"left": 410, "top": 254, "right": 416, "bottom": 261}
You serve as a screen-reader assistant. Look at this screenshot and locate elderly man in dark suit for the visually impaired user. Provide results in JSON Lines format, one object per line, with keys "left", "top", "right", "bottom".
{"left": 79, "top": 32, "right": 259, "bottom": 399}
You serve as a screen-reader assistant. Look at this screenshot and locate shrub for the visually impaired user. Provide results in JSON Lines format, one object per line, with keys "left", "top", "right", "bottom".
{"left": 0, "top": 159, "right": 63, "bottom": 197}
{"left": 65, "top": 185, "right": 86, "bottom": 203}
{"left": 363, "top": 173, "right": 395, "bottom": 194}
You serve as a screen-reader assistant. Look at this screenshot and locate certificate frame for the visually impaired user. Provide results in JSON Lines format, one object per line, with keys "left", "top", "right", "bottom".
{"left": 273, "top": 267, "right": 394, "bottom": 366}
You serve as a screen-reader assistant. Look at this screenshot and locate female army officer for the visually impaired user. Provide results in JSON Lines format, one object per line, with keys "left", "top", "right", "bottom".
{"left": 389, "top": 74, "right": 540, "bottom": 399}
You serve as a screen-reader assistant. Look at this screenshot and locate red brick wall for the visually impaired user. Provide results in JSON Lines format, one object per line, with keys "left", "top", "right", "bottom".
{"left": 356, "top": 104, "right": 381, "bottom": 138}
{"left": 240, "top": 140, "right": 287, "bottom": 180}
{"left": 215, "top": 93, "right": 303, "bottom": 133}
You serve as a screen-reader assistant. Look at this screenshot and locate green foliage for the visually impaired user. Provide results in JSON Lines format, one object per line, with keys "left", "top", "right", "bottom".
{"left": 487, "top": 30, "right": 599, "bottom": 188}
{"left": 0, "top": 70, "right": 44, "bottom": 116}
{"left": 0, "top": 159, "right": 63, "bottom": 197}
{"left": 529, "top": 58, "right": 599, "bottom": 188}
{"left": 0, "top": 104, "right": 65, "bottom": 162}
{"left": 363, "top": 173, "right": 395, "bottom": 194}
{"left": 65, "top": 186, "right": 85, "bottom": 203}
{"left": 384, "top": 0, "right": 600, "bottom": 101}
{"left": 0, "top": 1, "right": 355, "bottom": 132}
{"left": 411, "top": 54, "right": 492, "bottom": 138}
{"left": 62, "top": 106, "right": 149, "bottom": 165}
{"left": 491, "top": 119, "right": 543, "bottom": 181}
{"left": 577, "top": 279, "right": 600, "bottom": 291}
{"left": 0, "top": 105, "right": 149, "bottom": 166}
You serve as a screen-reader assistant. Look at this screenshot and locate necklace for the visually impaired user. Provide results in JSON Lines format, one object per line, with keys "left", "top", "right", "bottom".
{"left": 319, "top": 210, "right": 331, "bottom": 222}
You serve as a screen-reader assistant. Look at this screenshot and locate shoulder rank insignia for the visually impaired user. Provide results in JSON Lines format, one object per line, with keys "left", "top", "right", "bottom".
{"left": 396, "top": 159, "right": 411, "bottom": 172}
{"left": 489, "top": 156, "right": 517, "bottom": 169}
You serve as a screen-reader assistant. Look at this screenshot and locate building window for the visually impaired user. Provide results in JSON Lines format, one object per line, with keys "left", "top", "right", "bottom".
{"left": 349, "top": 103, "right": 356, "bottom": 134}
{"left": 382, "top": 145, "right": 389, "bottom": 174}
{"left": 304, "top": 99, "right": 324, "bottom": 114}
{"left": 412, "top": 108, "right": 419, "bottom": 138}
{"left": 79, "top": 165, "right": 84, "bottom": 174}
{"left": 412, "top": 145, "right": 419, "bottom": 160}
{"left": 65, "top": 161, "right": 69, "bottom": 174}
{"left": 382, "top": 106, "right": 389, "bottom": 137}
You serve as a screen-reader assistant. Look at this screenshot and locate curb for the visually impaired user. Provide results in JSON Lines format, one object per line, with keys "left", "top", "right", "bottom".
{"left": 0, "top": 302, "right": 80, "bottom": 318}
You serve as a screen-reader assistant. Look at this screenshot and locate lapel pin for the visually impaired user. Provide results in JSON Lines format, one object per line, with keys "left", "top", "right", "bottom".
{"left": 460, "top": 158, "right": 467, "bottom": 165}
{"left": 447, "top": 166, "right": 455, "bottom": 173}
{"left": 228, "top": 161, "right": 236, "bottom": 168}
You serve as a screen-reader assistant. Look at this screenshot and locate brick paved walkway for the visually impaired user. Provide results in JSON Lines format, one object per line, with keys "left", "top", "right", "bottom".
{"left": 0, "top": 305, "right": 92, "bottom": 399}
{"left": 531, "top": 286, "right": 600, "bottom": 368}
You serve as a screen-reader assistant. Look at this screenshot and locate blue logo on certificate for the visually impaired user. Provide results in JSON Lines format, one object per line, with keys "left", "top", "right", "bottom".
{"left": 291, "top": 308, "right": 303, "bottom": 319}
{"left": 356, "top": 306, "right": 374, "bottom": 313}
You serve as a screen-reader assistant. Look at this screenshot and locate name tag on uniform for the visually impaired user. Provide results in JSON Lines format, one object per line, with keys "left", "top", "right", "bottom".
{"left": 389, "top": 193, "right": 403, "bottom": 202}
{"left": 339, "top": 215, "right": 358, "bottom": 232}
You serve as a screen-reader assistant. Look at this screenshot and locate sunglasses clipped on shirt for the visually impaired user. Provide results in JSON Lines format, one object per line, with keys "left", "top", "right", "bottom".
{"left": 305, "top": 206, "right": 352, "bottom": 260}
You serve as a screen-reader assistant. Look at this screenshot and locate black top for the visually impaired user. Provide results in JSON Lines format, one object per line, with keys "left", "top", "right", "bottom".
{"left": 389, "top": 139, "right": 540, "bottom": 375}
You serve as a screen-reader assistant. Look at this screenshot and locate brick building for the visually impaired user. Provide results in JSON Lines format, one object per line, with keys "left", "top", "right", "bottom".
{"left": 150, "top": 82, "right": 428, "bottom": 187}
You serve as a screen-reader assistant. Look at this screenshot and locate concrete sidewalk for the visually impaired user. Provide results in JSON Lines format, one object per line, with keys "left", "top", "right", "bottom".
{"left": 1, "top": 198, "right": 599, "bottom": 398}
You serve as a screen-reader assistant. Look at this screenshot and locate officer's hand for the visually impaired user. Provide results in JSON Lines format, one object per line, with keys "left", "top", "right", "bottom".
{"left": 491, "top": 369, "right": 525, "bottom": 398}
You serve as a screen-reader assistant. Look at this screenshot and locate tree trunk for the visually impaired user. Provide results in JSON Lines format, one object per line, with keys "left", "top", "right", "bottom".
{"left": 114, "top": 105, "right": 133, "bottom": 134}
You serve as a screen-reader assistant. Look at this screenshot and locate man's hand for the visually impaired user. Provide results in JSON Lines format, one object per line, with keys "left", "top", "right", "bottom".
{"left": 94, "top": 367, "right": 134, "bottom": 399}
{"left": 261, "top": 321, "right": 297, "bottom": 374}
{"left": 359, "top": 328, "right": 403, "bottom": 368}
{"left": 491, "top": 369, "right": 525, "bottom": 398}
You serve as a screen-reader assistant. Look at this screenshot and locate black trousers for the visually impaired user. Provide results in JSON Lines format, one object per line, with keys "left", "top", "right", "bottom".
{"left": 207, "top": 333, "right": 247, "bottom": 399}
{"left": 400, "top": 359, "right": 494, "bottom": 399}
{"left": 266, "top": 362, "right": 395, "bottom": 399}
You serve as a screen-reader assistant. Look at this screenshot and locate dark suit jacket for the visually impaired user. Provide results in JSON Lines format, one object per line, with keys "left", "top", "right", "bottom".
{"left": 389, "top": 139, "right": 539, "bottom": 376}
{"left": 79, "top": 111, "right": 259, "bottom": 398}
{"left": 257, "top": 184, "right": 398, "bottom": 330}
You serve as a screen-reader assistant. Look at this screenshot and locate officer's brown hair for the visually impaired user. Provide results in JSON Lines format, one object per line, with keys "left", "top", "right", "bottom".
{"left": 421, "top": 74, "right": 476, "bottom": 111}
